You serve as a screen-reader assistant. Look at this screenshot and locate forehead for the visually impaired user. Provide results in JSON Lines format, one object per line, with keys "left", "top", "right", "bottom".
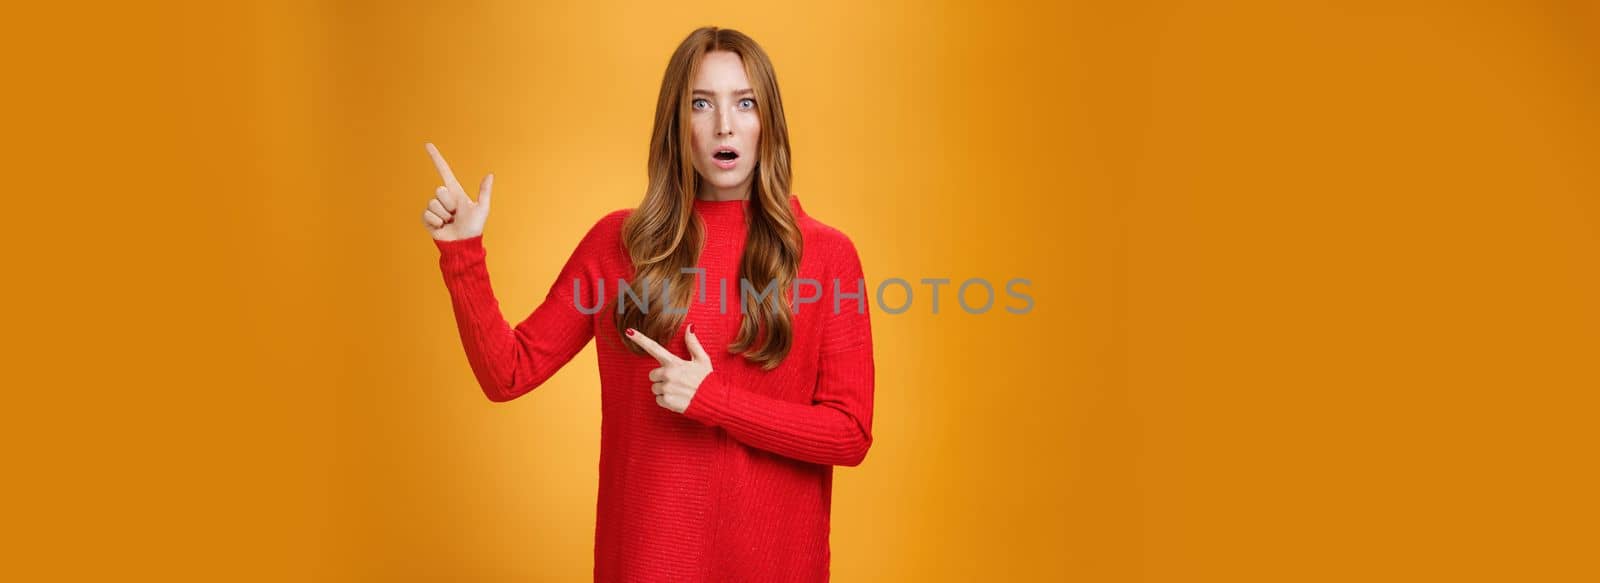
{"left": 692, "top": 51, "right": 750, "bottom": 89}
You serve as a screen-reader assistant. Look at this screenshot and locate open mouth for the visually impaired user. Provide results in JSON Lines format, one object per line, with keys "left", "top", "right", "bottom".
{"left": 713, "top": 147, "right": 740, "bottom": 162}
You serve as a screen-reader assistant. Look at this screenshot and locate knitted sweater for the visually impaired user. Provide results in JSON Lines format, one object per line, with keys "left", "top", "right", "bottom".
{"left": 433, "top": 194, "right": 875, "bottom": 582}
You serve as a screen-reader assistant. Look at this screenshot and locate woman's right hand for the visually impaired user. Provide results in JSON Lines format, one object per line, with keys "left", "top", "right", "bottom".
{"left": 421, "top": 142, "right": 494, "bottom": 241}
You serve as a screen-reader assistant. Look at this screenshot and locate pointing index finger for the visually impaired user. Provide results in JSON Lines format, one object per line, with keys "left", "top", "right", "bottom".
{"left": 625, "top": 328, "right": 677, "bottom": 364}
{"left": 424, "top": 142, "right": 464, "bottom": 192}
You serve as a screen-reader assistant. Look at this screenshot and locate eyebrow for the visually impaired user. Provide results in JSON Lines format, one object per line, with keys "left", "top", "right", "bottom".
{"left": 691, "top": 88, "right": 755, "bottom": 97}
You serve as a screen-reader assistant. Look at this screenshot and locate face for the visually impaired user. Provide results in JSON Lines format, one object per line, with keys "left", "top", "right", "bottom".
{"left": 688, "top": 51, "right": 761, "bottom": 200}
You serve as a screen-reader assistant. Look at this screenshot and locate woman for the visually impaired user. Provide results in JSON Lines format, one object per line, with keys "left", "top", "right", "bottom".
{"left": 419, "top": 27, "right": 875, "bottom": 582}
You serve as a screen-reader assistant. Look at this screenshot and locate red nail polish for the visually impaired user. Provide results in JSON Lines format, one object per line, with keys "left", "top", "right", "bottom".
{"left": 625, "top": 328, "right": 635, "bottom": 336}
{"left": 688, "top": 324, "right": 695, "bottom": 334}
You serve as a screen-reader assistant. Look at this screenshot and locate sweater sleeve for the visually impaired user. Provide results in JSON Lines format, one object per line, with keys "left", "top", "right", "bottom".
{"left": 681, "top": 236, "right": 876, "bottom": 467}
{"left": 434, "top": 224, "right": 605, "bottom": 403}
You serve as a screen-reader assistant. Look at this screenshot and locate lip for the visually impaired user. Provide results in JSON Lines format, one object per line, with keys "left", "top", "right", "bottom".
{"left": 711, "top": 145, "right": 741, "bottom": 170}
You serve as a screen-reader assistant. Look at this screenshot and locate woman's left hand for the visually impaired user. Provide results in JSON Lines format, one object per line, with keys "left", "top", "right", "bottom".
{"left": 624, "top": 324, "right": 713, "bottom": 414}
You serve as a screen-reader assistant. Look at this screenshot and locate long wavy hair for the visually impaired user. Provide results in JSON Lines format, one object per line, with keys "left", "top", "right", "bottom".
{"left": 615, "top": 26, "right": 801, "bottom": 370}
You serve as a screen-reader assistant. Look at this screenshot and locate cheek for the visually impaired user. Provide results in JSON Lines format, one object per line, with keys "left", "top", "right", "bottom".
{"left": 689, "top": 119, "right": 710, "bottom": 154}
{"left": 742, "top": 116, "right": 760, "bottom": 146}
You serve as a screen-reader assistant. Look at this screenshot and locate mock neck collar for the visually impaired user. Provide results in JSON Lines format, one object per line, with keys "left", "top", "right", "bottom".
{"left": 692, "top": 194, "right": 806, "bottom": 221}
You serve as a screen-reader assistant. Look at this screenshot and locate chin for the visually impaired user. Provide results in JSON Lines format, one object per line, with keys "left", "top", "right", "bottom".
{"left": 704, "top": 171, "right": 756, "bottom": 190}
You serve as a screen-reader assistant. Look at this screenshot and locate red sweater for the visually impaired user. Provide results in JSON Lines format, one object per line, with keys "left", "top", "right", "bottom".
{"left": 434, "top": 194, "right": 875, "bottom": 582}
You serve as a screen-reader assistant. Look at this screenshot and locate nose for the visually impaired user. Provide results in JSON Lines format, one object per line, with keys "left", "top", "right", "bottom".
{"left": 716, "top": 108, "right": 733, "bottom": 137}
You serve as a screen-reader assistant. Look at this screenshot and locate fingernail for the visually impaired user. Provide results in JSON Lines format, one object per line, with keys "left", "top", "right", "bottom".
{"left": 688, "top": 324, "right": 695, "bottom": 334}
{"left": 626, "top": 328, "right": 635, "bottom": 337}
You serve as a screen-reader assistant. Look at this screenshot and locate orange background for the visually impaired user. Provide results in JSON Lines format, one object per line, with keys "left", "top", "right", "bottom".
{"left": 3, "top": 1, "right": 1596, "bottom": 580}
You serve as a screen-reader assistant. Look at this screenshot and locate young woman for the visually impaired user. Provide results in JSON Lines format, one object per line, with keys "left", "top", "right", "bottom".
{"left": 419, "top": 27, "right": 875, "bottom": 582}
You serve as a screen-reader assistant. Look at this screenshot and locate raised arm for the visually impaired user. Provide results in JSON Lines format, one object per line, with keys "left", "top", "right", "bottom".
{"left": 435, "top": 234, "right": 599, "bottom": 402}
{"left": 422, "top": 142, "right": 600, "bottom": 402}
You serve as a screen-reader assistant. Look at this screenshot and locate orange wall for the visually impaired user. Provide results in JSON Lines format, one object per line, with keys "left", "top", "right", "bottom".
{"left": 3, "top": 1, "right": 1596, "bottom": 580}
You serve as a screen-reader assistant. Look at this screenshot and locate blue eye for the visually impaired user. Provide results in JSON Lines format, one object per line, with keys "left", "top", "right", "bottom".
{"left": 739, "top": 98, "right": 756, "bottom": 109}
{"left": 692, "top": 98, "right": 710, "bottom": 110}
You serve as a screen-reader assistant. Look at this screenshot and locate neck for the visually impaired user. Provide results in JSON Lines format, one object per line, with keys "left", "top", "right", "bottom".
{"left": 697, "top": 179, "right": 753, "bottom": 202}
